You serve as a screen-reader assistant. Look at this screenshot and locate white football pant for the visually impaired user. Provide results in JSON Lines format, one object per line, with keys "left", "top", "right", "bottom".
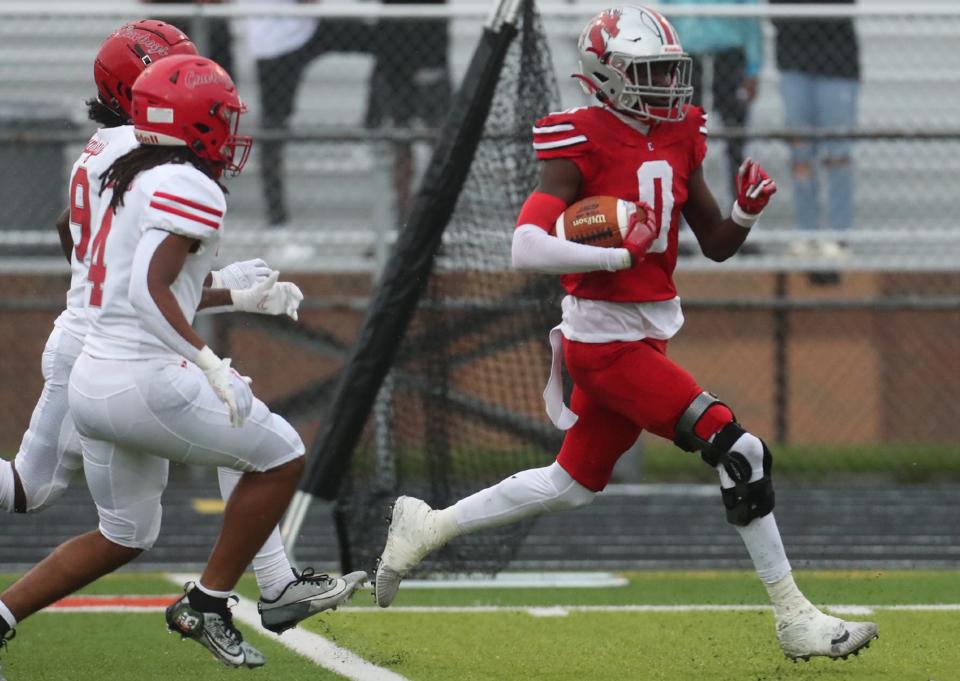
{"left": 9, "top": 327, "right": 84, "bottom": 512}
{"left": 69, "top": 353, "right": 304, "bottom": 549}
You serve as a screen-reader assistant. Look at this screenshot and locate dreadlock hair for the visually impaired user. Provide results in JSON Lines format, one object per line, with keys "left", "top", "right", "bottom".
{"left": 85, "top": 97, "right": 127, "bottom": 128}
{"left": 102, "top": 145, "right": 225, "bottom": 212}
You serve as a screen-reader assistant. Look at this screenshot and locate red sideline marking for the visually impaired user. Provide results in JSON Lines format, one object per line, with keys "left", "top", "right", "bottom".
{"left": 52, "top": 595, "right": 179, "bottom": 609}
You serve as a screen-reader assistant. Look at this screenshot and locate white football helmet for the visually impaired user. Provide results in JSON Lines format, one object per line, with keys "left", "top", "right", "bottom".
{"left": 576, "top": 6, "right": 693, "bottom": 122}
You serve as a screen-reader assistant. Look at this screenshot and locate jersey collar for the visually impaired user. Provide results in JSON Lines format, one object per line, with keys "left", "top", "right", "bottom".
{"left": 596, "top": 103, "right": 651, "bottom": 136}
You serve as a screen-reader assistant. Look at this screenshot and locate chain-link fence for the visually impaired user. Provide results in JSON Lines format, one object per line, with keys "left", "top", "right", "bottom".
{"left": 0, "top": 2, "right": 958, "bottom": 486}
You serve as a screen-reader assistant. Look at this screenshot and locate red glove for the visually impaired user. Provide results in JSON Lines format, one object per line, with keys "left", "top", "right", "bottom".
{"left": 735, "top": 157, "right": 777, "bottom": 216}
{"left": 622, "top": 200, "right": 658, "bottom": 266}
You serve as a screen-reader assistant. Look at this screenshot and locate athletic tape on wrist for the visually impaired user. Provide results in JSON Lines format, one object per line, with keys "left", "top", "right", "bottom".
{"left": 609, "top": 248, "right": 632, "bottom": 271}
{"left": 731, "top": 201, "right": 760, "bottom": 229}
{"left": 195, "top": 345, "right": 221, "bottom": 372}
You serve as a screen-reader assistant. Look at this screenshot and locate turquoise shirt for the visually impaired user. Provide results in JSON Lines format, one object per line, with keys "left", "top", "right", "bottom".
{"left": 658, "top": 0, "right": 764, "bottom": 78}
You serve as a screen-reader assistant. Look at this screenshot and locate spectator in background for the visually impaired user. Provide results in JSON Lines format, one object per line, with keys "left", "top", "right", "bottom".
{"left": 661, "top": 0, "right": 763, "bottom": 195}
{"left": 772, "top": 0, "right": 860, "bottom": 259}
{"left": 365, "top": 0, "right": 451, "bottom": 221}
{"left": 143, "top": 0, "right": 234, "bottom": 76}
{"left": 238, "top": 0, "right": 372, "bottom": 229}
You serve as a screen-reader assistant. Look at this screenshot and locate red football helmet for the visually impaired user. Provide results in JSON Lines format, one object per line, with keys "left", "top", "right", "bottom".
{"left": 131, "top": 54, "right": 252, "bottom": 177}
{"left": 94, "top": 20, "right": 198, "bottom": 120}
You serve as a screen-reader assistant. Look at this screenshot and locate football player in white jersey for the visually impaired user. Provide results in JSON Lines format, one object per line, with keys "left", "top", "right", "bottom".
{"left": 0, "top": 26, "right": 362, "bottom": 670}
{"left": 0, "top": 54, "right": 313, "bottom": 669}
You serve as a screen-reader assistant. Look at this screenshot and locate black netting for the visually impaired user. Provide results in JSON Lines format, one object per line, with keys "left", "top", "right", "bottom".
{"left": 333, "top": 6, "right": 562, "bottom": 575}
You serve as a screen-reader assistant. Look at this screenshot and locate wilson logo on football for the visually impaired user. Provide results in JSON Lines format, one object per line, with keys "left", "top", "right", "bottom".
{"left": 572, "top": 214, "right": 607, "bottom": 227}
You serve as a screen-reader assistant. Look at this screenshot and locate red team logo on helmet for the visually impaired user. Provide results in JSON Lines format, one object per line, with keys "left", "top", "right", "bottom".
{"left": 585, "top": 9, "right": 622, "bottom": 58}
{"left": 131, "top": 54, "right": 252, "bottom": 177}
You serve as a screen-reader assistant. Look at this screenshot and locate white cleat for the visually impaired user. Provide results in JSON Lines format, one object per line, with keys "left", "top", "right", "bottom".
{"left": 777, "top": 606, "right": 879, "bottom": 661}
{"left": 374, "top": 496, "right": 440, "bottom": 608}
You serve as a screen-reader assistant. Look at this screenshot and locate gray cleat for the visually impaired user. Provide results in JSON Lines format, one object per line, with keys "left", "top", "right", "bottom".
{"left": 165, "top": 587, "right": 265, "bottom": 668}
{"left": 258, "top": 568, "right": 367, "bottom": 634}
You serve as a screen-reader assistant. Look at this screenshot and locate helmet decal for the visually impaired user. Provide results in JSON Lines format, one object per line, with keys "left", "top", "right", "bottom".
{"left": 585, "top": 9, "right": 623, "bottom": 58}
{"left": 639, "top": 8, "right": 678, "bottom": 46}
{"left": 115, "top": 24, "right": 177, "bottom": 60}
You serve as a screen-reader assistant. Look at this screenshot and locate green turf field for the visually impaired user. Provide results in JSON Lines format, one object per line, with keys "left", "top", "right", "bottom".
{"left": 0, "top": 570, "right": 957, "bottom": 681}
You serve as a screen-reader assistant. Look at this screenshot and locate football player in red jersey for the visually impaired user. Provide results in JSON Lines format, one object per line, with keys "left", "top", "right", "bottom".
{"left": 374, "top": 6, "right": 878, "bottom": 661}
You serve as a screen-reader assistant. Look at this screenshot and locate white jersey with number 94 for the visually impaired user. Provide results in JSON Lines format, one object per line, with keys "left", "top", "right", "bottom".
{"left": 56, "top": 125, "right": 139, "bottom": 343}
{"left": 82, "top": 162, "right": 225, "bottom": 362}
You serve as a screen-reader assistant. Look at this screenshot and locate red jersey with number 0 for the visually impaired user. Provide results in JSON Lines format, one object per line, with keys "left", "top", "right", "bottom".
{"left": 532, "top": 105, "right": 708, "bottom": 302}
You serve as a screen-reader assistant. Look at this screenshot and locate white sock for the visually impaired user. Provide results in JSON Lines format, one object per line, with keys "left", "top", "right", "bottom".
{"left": 195, "top": 582, "right": 232, "bottom": 599}
{"left": 252, "top": 540, "right": 294, "bottom": 602}
{"left": 709, "top": 434, "right": 793, "bottom": 590}
{"left": 0, "top": 460, "right": 16, "bottom": 513}
{"left": 765, "top": 572, "right": 815, "bottom": 622}
{"left": 0, "top": 600, "right": 17, "bottom": 628}
{"left": 428, "top": 507, "right": 462, "bottom": 547}
{"left": 735, "top": 513, "right": 792, "bottom": 584}
{"left": 217, "top": 467, "right": 294, "bottom": 601}
{"left": 452, "top": 462, "right": 594, "bottom": 533}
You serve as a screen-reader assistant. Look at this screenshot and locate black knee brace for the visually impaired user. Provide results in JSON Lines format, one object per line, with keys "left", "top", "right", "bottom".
{"left": 703, "top": 423, "right": 775, "bottom": 526}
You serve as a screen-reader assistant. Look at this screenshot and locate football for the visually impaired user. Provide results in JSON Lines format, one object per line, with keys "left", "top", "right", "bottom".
{"left": 554, "top": 195, "right": 638, "bottom": 248}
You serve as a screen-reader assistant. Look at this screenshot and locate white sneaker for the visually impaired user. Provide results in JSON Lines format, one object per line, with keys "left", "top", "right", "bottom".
{"left": 777, "top": 605, "right": 878, "bottom": 661}
{"left": 374, "top": 496, "right": 442, "bottom": 608}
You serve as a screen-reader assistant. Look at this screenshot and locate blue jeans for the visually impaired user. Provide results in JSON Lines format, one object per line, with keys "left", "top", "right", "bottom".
{"left": 779, "top": 70, "right": 859, "bottom": 232}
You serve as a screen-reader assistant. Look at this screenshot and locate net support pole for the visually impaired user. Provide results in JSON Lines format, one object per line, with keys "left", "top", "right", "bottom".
{"left": 282, "top": 0, "right": 530, "bottom": 558}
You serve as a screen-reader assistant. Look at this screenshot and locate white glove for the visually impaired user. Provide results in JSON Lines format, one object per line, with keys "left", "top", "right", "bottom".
{"left": 195, "top": 346, "right": 254, "bottom": 428}
{"left": 210, "top": 258, "right": 272, "bottom": 290}
{"left": 230, "top": 270, "right": 304, "bottom": 321}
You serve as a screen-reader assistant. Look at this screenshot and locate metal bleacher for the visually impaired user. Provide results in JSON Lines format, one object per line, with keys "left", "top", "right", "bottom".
{"left": 1, "top": 1, "right": 959, "bottom": 271}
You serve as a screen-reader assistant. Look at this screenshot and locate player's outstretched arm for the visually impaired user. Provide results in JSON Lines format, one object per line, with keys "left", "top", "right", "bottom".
{"left": 684, "top": 160, "right": 776, "bottom": 262}
{"left": 198, "top": 259, "right": 303, "bottom": 320}
{"left": 55, "top": 207, "right": 72, "bottom": 264}
{"left": 209, "top": 258, "right": 273, "bottom": 290}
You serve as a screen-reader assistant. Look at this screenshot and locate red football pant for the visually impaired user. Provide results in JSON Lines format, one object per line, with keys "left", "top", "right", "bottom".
{"left": 556, "top": 337, "right": 731, "bottom": 491}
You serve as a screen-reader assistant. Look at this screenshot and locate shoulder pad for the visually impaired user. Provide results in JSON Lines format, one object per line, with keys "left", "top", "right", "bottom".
{"left": 532, "top": 107, "right": 595, "bottom": 157}
{"left": 140, "top": 166, "right": 226, "bottom": 241}
{"left": 684, "top": 105, "right": 709, "bottom": 137}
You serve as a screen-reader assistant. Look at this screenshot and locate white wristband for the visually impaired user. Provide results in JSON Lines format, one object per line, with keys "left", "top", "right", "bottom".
{"left": 210, "top": 270, "right": 224, "bottom": 289}
{"left": 195, "top": 345, "right": 221, "bottom": 372}
{"left": 607, "top": 248, "right": 632, "bottom": 271}
{"left": 731, "top": 201, "right": 761, "bottom": 229}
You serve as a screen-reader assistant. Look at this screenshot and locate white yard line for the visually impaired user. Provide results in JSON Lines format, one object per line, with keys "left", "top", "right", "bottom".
{"left": 403, "top": 571, "right": 628, "bottom": 588}
{"left": 166, "top": 573, "right": 410, "bottom": 681}
{"left": 338, "top": 603, "right": 960, "bottom": 617}
{"left": 42, "top": 592, "right": 960, "bottom": 620}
